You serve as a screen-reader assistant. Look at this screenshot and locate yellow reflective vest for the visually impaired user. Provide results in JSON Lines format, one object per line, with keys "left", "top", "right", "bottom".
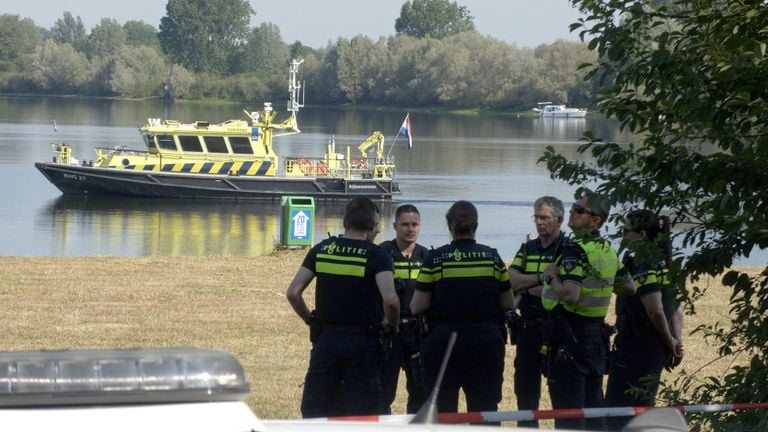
{"left": 541, "top": 235, "right": 626, "bottom": 319}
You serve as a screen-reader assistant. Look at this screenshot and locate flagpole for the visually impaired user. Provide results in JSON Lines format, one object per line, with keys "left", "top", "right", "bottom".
{"left": 385, "top": 134, "right": 400, "bottom": 159}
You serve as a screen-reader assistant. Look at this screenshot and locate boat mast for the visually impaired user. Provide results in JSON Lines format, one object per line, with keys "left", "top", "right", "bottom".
{"left": 287, "top": 59, "right": 304, "bottom": 116}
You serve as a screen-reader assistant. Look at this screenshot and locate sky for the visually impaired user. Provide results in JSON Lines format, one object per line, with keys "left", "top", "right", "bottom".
{"left": 1, "top": 0, "right": 585, "bottom": 49}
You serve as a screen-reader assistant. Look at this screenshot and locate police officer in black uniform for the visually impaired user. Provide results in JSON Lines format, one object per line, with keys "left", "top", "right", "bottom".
{"left": 604, "top": 209, "right": 684, "bottom": 431}
{"left": 410, "top": 200, "right": 515, "bottom": 416}
{"left": 286, "top": 197, "right": 400, "bottom": 418}
{"left": 508, "top": 196, "right": 567, "bottom": 428}
{"left": 379, "top": 204, "right": 429, "bottom": 414}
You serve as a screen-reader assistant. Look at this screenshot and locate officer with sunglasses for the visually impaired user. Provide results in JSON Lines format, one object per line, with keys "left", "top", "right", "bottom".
{"left": 540, "top": 190, "right": 635, "bottom": 430}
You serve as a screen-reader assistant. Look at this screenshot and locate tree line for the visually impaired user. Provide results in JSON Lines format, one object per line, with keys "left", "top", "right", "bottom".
{"left": 0, "top": 0, "right": 595, "bottom": 110}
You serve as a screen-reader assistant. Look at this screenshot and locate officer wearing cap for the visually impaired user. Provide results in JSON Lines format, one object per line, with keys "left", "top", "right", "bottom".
{"left": 508, "top": 196, "right": 567, "bottom": 428}
{"left": 286, "top": 197, "right": 400, "bottom": 418}
{"left": 411, "top": 200, "right": 515, "bottom": 416}
{"left": 541, "top": 190, "right": 635, "bottom": 430}
{"left": 379, "top": 204, "right": 429, "bottom": 414}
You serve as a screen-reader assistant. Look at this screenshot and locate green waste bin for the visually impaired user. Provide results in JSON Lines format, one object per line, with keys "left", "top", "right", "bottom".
{"left": 281, "top": 196, "right": 315, "bottom": 247}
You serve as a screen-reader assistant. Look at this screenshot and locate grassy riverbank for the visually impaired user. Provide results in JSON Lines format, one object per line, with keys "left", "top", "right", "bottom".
{"left": 0, "top": 252, "right": 755, "bottom": 421}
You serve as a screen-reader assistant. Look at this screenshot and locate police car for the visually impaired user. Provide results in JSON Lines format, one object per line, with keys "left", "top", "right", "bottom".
{"left": 0, "top": 348, "right": 685, "bottom": 432}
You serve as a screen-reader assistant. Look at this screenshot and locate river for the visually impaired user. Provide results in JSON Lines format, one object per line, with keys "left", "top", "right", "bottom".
{"left": 5, "top": 96, "right": 757, "bottom": 265}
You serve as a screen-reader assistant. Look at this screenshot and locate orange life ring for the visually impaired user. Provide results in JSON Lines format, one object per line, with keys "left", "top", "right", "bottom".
{"left": 317, "top": 162, "right": 328, "bottom": 175}
{"left": 297, "top": 158, "right": 314, "bottom": 176}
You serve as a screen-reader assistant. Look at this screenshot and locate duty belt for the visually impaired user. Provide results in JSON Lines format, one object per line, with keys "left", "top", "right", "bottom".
{"left": 516, "top": 318, "right": 543, "bottom": 331}
{"left": 569, "top": 321, "right": 605, "bottom": 337}
{"left": 430, "top": 317, "right": 499, "bottom": 326}
{"left": 321, "top": 323, "right": 379, "bottom": 334}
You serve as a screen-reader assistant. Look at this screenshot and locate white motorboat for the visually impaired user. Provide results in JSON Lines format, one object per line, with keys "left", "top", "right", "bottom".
{"left": 532, "top": 102, "right": 588, "bottom": 118}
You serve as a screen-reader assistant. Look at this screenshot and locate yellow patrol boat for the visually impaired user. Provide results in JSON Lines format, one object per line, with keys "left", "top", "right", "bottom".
{"left": 35, "top": 59, "right": 399, "bottom": 200}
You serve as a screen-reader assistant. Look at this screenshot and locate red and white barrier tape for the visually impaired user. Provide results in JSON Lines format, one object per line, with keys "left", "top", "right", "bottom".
{"left": 309, "top": 402, "right": 768, "bottom": 424}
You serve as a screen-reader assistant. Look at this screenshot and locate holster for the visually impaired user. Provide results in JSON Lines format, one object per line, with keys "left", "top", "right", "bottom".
{"left": 400, "top": 319, "right": 425, "bottom": 390}
{"left": 400, "top": 318, "right": 421, "bottom": 352}
{"left": 308, "top": 311, "right": 321, "bottom": 344}
{"left": 540, "top": 319, "right": 554, "bottom": 377}
{"left": 378, "top": 325, "right": 395, "bottom": 356}
{"left": 505, "top": 311, "right": 520, "bottom": 345}
{"left": 543, "top": 317, "right": 578, "bottom": 365}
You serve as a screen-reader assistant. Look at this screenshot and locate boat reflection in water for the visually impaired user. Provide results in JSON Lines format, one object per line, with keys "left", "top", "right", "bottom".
{"left": 39, "top": 196, "right": 399, "bottom": 257}
{"left": 533, "top": 117, "right": 588, "bottom": 138}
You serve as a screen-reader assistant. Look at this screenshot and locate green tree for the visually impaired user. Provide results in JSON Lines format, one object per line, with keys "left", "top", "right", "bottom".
{"left": 85, "top": 18, "right": 127, "bottom": 59}
{"left": 165, "top": 63, "right": 196, "bottom": 99}
{"left": 395, "top": 0, "right": 475, "bottom": 39}
{"left": 288, "top": 41, "right": 317, "bottom": 63}
{"left": 51, "top": 12, "right": 87, "bottom": 52}
{"left": 379, "top": 35, "right": 440, "bottom": 106}
{"left": 123, "top": 20, "right": 160, "bottom": 51}
{"left": 158, "top": 0, "right": 254, "bottom": 74}
{"left": 0, "top": 15, "right": 43, "bottom": 73}
{"left": 335, "top": 35, "right": 388, "bottom": 104}
{"left": 230, "top": 22, "right": 288, "bottom": 76}
{"left": 540, "top": 1, "right": 768, "bottom": 429}
{"left": 110, "top": 45, "right": 167, "bottom": 97}
{"left": 532, "top": 39, "right": 596, "bottom": 106}
{"left": 31, "top": 40, "right": 88, "bottom": 93}
{"left": 427, "top": 32, "right": 533, "bottom": 108}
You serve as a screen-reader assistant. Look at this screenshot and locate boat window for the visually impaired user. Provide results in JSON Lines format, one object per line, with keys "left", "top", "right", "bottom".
{"left": 229, "top": 137, "right": 253, "bottom": 155}
{"left": 156, "top": 135, "right": 177, "bottom": 151}
{"left": 203, "top": 136, "right": 229, "bottom": 154}
{"left": 179, "top": 135, "right": 203, "bottom": 153}
{"left": 143, "top": 134, "right": 157, "bottom": 150}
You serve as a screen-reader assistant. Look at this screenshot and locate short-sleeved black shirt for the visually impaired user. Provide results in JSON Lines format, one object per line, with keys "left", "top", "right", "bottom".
{"left": 616, "top": 248, "right": 675, "bottom": 341}
{"left": 509, "top": 233, "right": 567, "bottom": 319}
{"left": 416, "top": 239, "right": 510, "bottom": 323}
{"left": 302, "top": 236, "right": 393, "bottom": 324}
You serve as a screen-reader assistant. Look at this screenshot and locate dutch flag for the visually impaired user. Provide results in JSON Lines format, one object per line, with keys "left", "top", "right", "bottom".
{"left": 399, "top": 113, "right": 413, "bottom": 149}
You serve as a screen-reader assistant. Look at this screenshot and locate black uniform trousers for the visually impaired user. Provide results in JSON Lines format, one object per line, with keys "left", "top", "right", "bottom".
{"left": 604, "top": 336, "right": 669, "bottom": 431}
{"left": 546, "top": 322, "right": 607, "bottom": 431}
{"left": 421, "top": 322, "right": 505, "bottom": 417}
{"left": 301, "top": 329, "right": 383, "bottom": 418}
{"left": 514, "top": 322, "right": 544, "bottom": 428}
{"left": 381, "top": 321, "right": 425, "bottom": 414}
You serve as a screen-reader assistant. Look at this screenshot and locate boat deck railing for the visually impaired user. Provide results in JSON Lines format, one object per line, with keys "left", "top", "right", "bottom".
{"left": 95, "top": 146, "right": 154, "bottom": 156}
{"left": 283, "top": 156, "right": 395, "bottom": 180}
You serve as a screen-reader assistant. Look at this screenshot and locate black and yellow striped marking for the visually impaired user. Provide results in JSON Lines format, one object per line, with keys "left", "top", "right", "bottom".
{"left": 122, "top": 160, "right": 273, "bottom": 176}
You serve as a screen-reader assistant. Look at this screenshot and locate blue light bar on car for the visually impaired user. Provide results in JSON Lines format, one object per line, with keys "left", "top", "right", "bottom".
{"left": 0, "top": 348, "right": 249, "bottom": 407}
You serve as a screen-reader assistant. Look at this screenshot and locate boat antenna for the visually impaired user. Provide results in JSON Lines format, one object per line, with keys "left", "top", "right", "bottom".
{"left": 53, "top": 120, "right": 57, "bottom": 132}
{"left": 287, "top": 59, "right": 305, "bottom": 115}
{"left": 409, "top": 331, "right": 457, "bottom": 424}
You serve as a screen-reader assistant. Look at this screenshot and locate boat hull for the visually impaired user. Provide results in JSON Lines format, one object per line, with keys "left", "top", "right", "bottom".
{"left": 35, "top": 162, "right": 400, "bottom": 201}
{"left": 539, "top": 111, "right": 587, "bottom": 118}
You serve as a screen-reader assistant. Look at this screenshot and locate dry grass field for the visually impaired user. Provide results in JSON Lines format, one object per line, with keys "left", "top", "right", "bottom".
{"left": 0, "top": 253, "right": 758, "bottom": 423}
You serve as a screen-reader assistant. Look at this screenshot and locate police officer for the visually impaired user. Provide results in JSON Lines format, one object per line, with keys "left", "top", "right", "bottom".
{"left": 541, "top": 190, "right": 635, "bottom": 430}
{"left": 604, "top": 210, "right": 685, "bottom": 431}
{"left": 379, "top": 204, "right": 429, "bottom": 414}
{"left": 286, "top": 197, "right": 400, "bottom": 418}
{"left": 508, "top": 196, "right": 567, "bottom": 428}
{"left": 410, "top": 200, "right": 515, "bottom": 415}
